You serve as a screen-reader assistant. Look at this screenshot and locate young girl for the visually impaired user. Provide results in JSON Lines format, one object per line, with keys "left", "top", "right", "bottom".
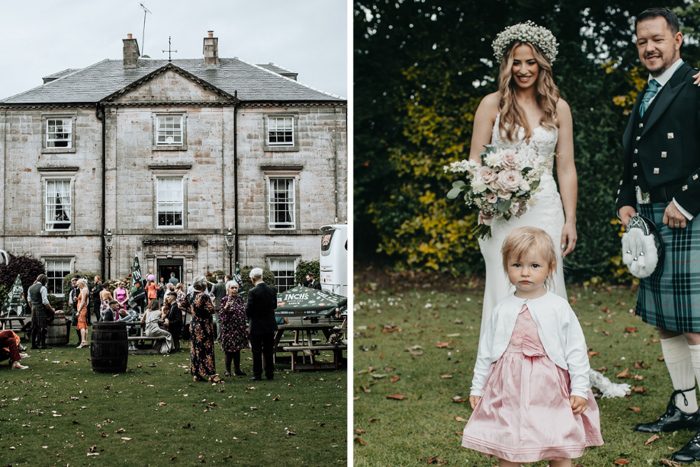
{"left": 462, "top": 227, "right": 602, "bottom": 466}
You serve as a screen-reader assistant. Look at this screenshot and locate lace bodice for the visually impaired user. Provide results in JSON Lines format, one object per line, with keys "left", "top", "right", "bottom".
{"left": 491, "top": 113, "right": 558, "bottom": 171}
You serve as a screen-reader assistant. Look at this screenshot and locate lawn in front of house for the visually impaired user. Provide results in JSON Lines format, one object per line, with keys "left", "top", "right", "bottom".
{"left": 0, "top": 333, "right": 346, "bottom": 466}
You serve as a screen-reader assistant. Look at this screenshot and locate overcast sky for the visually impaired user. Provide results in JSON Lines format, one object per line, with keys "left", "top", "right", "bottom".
{"left": 0, "top": 0, "right": 347, "bottom": 100}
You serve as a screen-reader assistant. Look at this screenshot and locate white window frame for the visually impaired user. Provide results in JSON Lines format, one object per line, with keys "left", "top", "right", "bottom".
{"left": 44, "top": 178, "right": 73, "bottom": 231}
{"left": 41, "top": 113, "right": 77, "bottom": 154}
{"left": 268, "top": 177, "right": 296, "bottom": 230}
{"left": 268, "top": 257, "right": 297, "bottom": 293}
{"left": 267, "top": 116, "right": 294, "bottom": 147}
{"left": 156, "top": 176, "right": 185, "bottom": 229}
{"left": 153, "top": 113, "right": 187, "bottom": 151}
{"left": 44, "top": 258, "right": 73, "bottom": 297}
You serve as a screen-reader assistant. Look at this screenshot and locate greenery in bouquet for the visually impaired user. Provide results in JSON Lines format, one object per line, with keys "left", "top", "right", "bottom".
{"left": 445, "top": 145, "right": 553, "bottom": 239}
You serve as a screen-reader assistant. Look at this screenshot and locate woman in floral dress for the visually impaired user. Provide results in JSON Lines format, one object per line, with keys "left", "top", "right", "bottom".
{"left": 188, "top": 276, "right": 221, "bottom": 383}
{"left": 219, "top": 280, "right": 249, "bottom": 377}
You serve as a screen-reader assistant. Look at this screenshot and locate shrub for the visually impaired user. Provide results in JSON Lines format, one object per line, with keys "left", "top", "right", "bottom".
{"left": 239, "top": 266, "right": 275, "bottom": 292}
{"left": 0, "top": 253, "right": 46, "bottom": 295}
{"left": 295, "top": 261, "right": 320, "bottom": 285}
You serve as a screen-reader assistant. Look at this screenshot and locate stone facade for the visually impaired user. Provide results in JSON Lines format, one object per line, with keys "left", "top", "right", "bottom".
{"left": 0, "top": 38, "right": 346, "bottom": 296}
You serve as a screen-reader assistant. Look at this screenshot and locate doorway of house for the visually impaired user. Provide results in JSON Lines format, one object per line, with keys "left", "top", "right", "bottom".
{"left": 158, "top": 259, "right": 183, "bottom": 286}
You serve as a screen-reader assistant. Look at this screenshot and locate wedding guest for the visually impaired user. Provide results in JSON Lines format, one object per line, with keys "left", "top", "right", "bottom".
{"left": 27, "top": 274, "right": 55, "bottom": 349}
{"left": 245, "top": 268, "right": 277, "bottom": 381}
{"left": 141, "top": 298, "right": 172, "bottom": 354}
{"left": 68, "top": 277, "right": 81, "bottom": 344}
{"left": 157, "top": 277, "right": 166, "bottom": 308}
{"left": 169, "top": 272, "right": 179, "bottom": 286}
{"left": 164, "top": 292, "right": 182, "bottom": 352}
{"left": 90, "top": 276, "right": 103, "bottom": 324}
{"left": 114, "top": 282, "right": 129, "bottom": 315}
{"left": 188, "top": 276, "right": 220, "bottom": 382}
{"left": 219, "top": 280, "right": 249, "bottom": 377}
{"left": 0, "top": 330, "right": 29, "bottom": 370}
{"left": 76, "top": 278, "right": 89, "bottom": 348}
{"left": 99, "top": 283, "right": 114, "bottom": 321}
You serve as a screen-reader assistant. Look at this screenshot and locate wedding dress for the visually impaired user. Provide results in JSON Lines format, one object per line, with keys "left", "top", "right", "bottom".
{"left": 478, "top": 113, "right": 568, "bottom": 338}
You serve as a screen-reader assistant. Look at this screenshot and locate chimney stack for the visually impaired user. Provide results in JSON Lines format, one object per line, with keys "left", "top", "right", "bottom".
{"left": 203, "top": 30, "right": 219, "bottom": 66}
{"left": 123, "top": 34, "right": 140, "bottom": 68}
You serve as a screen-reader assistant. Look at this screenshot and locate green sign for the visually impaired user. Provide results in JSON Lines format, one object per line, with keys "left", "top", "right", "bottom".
{"left": 275, "top": 285, "right": 347, "bottom": 317}
{"left": 1, "top": 274, "right": 27, "bottom": 316}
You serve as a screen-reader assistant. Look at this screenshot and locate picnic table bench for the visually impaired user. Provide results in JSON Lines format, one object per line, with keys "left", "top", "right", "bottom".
{"left": 274, "top": 319, "right": 347, "bottom": 371}
{"left": 123, "top": 321, "right": 167, "bottom": 355}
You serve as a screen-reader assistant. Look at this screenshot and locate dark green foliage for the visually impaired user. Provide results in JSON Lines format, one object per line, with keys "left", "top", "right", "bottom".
{"left": 47, "top": 294, "right": 61, "bottom": 312}
{"left": 0, "top": 253, "right": 46, "bottom": 295}
{"left": 239, "top": 266, "right": 276, "bottom": 293}
{"left": 354, "top": 0, "right": 700, "bottom": 282}
{"left": 295, "top": 260, "right": 320, "bottom": 285}
{"left": 60, "top": 272, "right": 100, "bottom": 302}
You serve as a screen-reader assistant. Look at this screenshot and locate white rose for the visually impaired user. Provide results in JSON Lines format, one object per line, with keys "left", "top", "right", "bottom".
{"left": 472, "top": 178, "right": 487, "bottom": 193}
{"left": 519, "top": 180, "right": 531, "bottom": 191}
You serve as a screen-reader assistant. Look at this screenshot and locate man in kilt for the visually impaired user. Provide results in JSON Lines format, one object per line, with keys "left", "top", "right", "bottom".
{"left": 28, "top": 274, "right": 55, "bottom": 350}
{"left": 616, "top": 8, "right": 700, "bottom": 463}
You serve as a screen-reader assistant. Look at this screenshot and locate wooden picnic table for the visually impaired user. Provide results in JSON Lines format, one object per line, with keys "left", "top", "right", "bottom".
{"left": 273, "top": 321, "right": 346, "bottom": 371}
{"left": 0, "top": 316, "right": 30, "bottom": 339}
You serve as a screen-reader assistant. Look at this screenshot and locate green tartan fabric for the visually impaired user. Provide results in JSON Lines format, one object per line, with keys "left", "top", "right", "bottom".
{"left": 636, "top": 202, "right": 700, "bottom": 331}
{"left": 32, "top": 304, "right": 47, "bottom": 330}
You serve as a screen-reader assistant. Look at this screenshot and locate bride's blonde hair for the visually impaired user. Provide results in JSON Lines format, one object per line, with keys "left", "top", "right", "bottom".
{"left": 497, "top": 41, "right": 559, "bottom": 142}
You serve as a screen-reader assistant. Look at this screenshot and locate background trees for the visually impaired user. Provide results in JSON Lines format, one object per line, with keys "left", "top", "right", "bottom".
{"left": 354, "top": 0, "right": 700, "bottom": 283}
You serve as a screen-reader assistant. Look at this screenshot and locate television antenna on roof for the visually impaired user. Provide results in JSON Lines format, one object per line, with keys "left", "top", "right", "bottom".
{"left": 139, "top": 3, "right": 152, "bottom": 58}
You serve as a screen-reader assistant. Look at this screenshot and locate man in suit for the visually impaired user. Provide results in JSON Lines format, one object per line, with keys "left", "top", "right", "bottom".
{"left": 245, "top": 268, "right": 278, "bottom": 381}
{"left": 306, "top": 273, "right": 322, "bottom": 290}
{"left": 616, "top": 8, "right": 700, "bottom": 463}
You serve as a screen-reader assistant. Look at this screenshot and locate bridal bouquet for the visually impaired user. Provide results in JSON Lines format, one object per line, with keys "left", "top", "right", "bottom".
{"left": 445, "top": 145, "right": 554, "bottom": 239}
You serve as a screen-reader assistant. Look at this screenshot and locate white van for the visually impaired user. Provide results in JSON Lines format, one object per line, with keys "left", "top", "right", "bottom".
{"left": 319, "top": 224, "right": 347, "bottom": 296}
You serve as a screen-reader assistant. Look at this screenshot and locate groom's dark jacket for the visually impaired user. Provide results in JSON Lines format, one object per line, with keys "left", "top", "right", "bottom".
{"left": 616, "top": 62, "right": 700, "bottom": 217}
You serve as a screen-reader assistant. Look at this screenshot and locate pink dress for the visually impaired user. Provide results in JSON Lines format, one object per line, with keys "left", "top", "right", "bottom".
{"left": 462, "top": 305, "right": 603, "bottom": 462}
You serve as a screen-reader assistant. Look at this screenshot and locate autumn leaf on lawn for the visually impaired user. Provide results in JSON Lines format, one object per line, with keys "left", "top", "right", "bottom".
{"left": 455, "top": 416, "right": 468, "bottom": 423}
{"left": 409, "top": 350, "right": 423, "bottom": 356}
{"left": 631, "top": 386, "right": 647, "bottom": 394}
{"left": 452, "top": 396, "right": 468, "bottom": 403}
{"left": 617, "top": 368, "right": 630, "bottom": 378}
{"left": 369, "top": 418, "right": 378, "bottom": 423}
{"left": 386, "top": 394, "right": 406, "bottom": 400}
{"left": 89, "top": 445, "right": 97, "bottom": 452}
{"left": 441, "top": 374, "right": 453, "bottom": 379}
{"left": 593, "top": 367, "right": 608, "bottom": 372}
{"left": 645, "top": 434, "right": 660, "bottom": 446}
{"left": 157, "top": 402, "right": 167, "bottom": 406}
{"left": 588, "top": 351, "right": 599, "bottom": 357}
{"left": 614, "top": 460, "right": 630, "bottom": 465}
{"left": 625, "top": 327, "right": 638, "bottom": 332}
{"left": 604, "top": 319, "right": 614, "bottom": 324}
{"left": 634, "top": 360, "right": 644, "bottom": 369}
{"left": 435, "top": 342, "right": 451, "bottom": 348}
{"left": 355, "top": 429, "right": 365, "bottom": 435}
{"left": 652, "top": 338, "right": 661, "bottom": 343}
{"left": 659, "top": 356, "right": 665, "bottom": 361}
{"left": 659, "top": 460, "right": 683, "bottom": 467}
{"left": 628, "top": 407, "right": 641, "bottom": 412}
{"left": 390, "top": 376, "right": 400, "bottom": 383}
{"left": 115, "top": 428, "right": 126, "bottom": 433}
{"left": 354, "top": 437, "right": 366, "bottom": 446}
{"left": 426, "top": 457, "right": 447, "bottom": 465}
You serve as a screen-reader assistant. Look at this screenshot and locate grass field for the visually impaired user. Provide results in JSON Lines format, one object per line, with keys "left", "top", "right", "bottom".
{"left": 353, "top": 280, "right": 693, "bottom": 466}
{"left": 0, "top": 332, "right": 346, "bottom": 466}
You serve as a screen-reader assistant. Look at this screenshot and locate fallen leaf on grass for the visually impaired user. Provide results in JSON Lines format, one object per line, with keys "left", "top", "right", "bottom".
{"left": 441, "top": 374, "right": 453, "bottom": 379}
{"left": 371, "top": 374, "right": 387, "bottom": 379}
{"left": 645, "top": 434, "right": 660, "bottom": 446}
{"left": 285, "top": 430, "right": 296, "bottom": 436}
{"left": 652, "top": 338, "right": 661, "bottom": 343}
{"left": 593, "top": 367, "right": 608, "bottom": 372}
{"left": 614, "top": 460, "right": 630, "bottom": 465}
{"left": 626, "top": 327, "right": 638, "bottom": 333}
{"left": 384, "top": 366, "right": 395, "bottom": 371}
{"left": 386, "top": 394, "right": 406, "bottom": 400}
{"left": 87, "top": 453, "right": 99, "bottom": 456}
{"left": 390, "top": 376, "right": 400, "bottom": 383}
{"left": 659, "top": 460, "right": 683, "bottom": 467}
{"left": 425, "top": 457, "right": 447, "bottom": 465}
{"left": 354, "top": 437, "right": 366, "bottom": 445}
{"left": 659, "top": 356, "right": 665, "bottom": 362}
{"left": 89, "top": 445, "right": 97, "bottom": 452}
{"left": 72, "top": 420, "right": 79, "bottom": 424}
{"left": 369, "top": 418, "right": 378, "bottom": 423}
{"left": 435, "top": 342, "right": 451, "bottom": 348}
{"left": 360, "top": 386, "right": 371, "bottom": 393}
{"left": 604, "top": 319, "right": 614, "bottom": 324}
{"left": 355, "top": 429, "right": 365, "bottom": 434}
{"left": 452, "top": 396, "right": 468, "bottom": 403}
{"left": 631, "top": 386, "right": 647, "bottom": 394}
{"left": 157, "top": 402, "right": 167, "bottom": 406}
{"left": 121, "top": 437, "right": 132, "bottom": 441}
{"left": 634, "top": 360, "right": 644, "bottom": 369}
{"left": 455, "top": 416, "right": 468, "bottom": 423}
{"left": 115, "top": 428, "right": 126, "bottom": 433}
{"left": 628, "top": 407, "right": 641, "bottom": 412}
{"left": 588, "top": 351, "right": 599, "bottom": 357}
{"left": 617, "top": 368, "right": 630, "bottom": 378}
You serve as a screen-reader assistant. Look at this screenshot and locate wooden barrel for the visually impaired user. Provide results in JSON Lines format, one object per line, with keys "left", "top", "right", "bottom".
{"left": 46, "top": 310, "right": 69, "bottom": 346}
{"left": 90, "top": 322, "right": 128, "bottom": 373}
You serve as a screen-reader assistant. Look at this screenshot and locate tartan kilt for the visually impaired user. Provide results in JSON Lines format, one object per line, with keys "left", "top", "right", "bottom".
{"left": 32, "top": 304, "right": 48, "bottom": 329}
{"left": 636, "top": 202, "right": 700, "bottom": 331}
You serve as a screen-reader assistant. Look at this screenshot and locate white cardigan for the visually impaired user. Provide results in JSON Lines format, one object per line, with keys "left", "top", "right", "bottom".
{"left": 471, "top": 291, "right": 591, "bottom": 399}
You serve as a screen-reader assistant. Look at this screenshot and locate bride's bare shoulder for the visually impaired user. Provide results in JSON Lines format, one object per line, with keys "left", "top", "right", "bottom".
{"left": 476, "top": 92, "right": 500, "bottom": 120}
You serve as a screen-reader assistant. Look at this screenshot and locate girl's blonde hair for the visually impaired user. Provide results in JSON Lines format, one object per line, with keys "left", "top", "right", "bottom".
{"left": 501, "top": 226, "right": 557, "bottom": 289}
{"left": 497, "top": 41, "right": 559, "bottom": 142}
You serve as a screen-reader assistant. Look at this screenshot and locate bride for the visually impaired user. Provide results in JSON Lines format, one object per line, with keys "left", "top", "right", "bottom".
{"left": 470, "top": 22, "right": 578, "bottom": 337}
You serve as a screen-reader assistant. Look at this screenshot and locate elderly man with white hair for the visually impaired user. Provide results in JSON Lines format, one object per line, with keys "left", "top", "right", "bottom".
{"left": 245, "top": 268, "right": 278, "bottom": 381}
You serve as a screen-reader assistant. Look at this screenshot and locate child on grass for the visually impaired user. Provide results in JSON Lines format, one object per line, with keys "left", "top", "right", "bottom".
{"left": 462, "top": 226, "right": 603, "bottom": 466}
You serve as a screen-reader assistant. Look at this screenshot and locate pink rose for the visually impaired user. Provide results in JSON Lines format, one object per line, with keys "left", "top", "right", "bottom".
{"left": 478, "top": 166, "right": 497, "bottom": 183}
{"left": 486, "top": 192, "right": 498, "bottom": 204}
{"left": 494, "top": 170, "right": 523, "bottom": 193}
{"left": 501, "top": 151, "right": 520, "bottom": 169}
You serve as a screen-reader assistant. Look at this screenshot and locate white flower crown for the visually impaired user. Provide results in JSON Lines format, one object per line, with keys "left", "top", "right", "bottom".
{"left": 492, "top": 21, "right": 559, "bottom": 64}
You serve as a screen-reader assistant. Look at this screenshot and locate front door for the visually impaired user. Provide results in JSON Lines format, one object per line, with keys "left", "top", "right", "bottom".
{"left": 157, "top": 259, "right": 183, "bottom": 285}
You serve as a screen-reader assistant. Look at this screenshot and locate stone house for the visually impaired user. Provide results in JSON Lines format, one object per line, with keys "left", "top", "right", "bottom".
{"left": 0, "top": 32, "right": 347, "bottom": 297}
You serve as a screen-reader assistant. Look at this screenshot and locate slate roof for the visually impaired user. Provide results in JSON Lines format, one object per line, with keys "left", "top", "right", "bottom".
{"left": 42, "top": 68, "right": 82, "bottom": 81}
{"left": 1, "top": 58, "right": 344, "bottom": 105}
{"left": 257, "top": 63, "right": 297, "bottom": 77}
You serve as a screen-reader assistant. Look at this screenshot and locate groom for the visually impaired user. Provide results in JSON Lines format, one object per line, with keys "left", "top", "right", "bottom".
{"left": 616, "top": 7, "right": 700, "bottom": 463}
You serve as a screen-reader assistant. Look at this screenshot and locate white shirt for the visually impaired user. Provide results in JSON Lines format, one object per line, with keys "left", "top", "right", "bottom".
{"left": 471, "top": 292, "right": 591, "bottom": 399}
{"left": 647, "top": 59, "right": 694, "bottom": 220}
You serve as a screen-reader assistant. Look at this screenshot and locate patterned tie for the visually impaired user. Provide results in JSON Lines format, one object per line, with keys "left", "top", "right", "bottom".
{"left": 639, "top": 79, "right": 661, "bottom": 117}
